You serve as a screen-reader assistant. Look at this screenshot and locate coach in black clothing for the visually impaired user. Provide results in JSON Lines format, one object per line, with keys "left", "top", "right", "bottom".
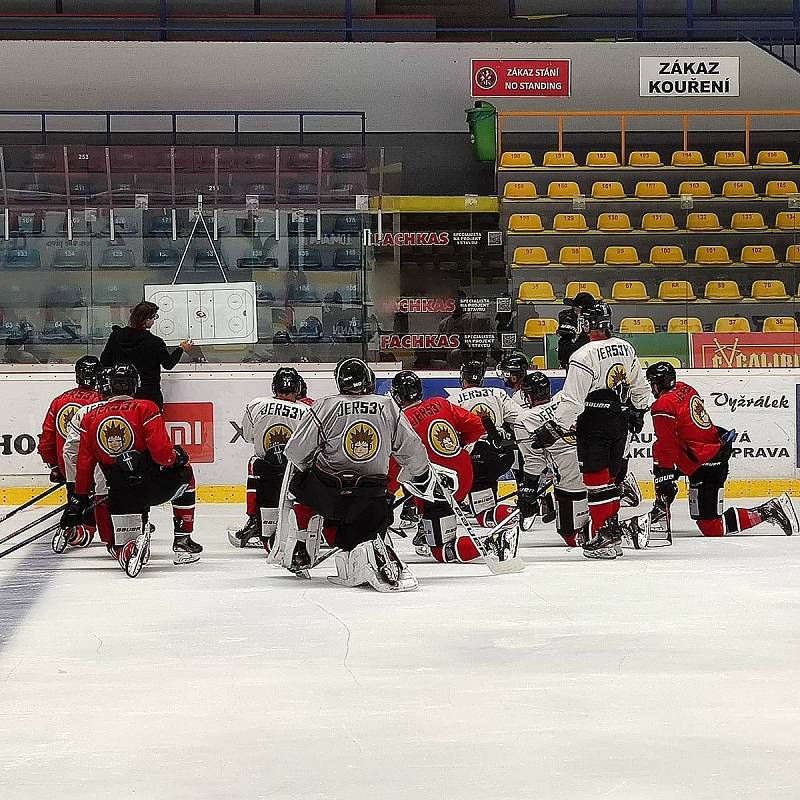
{"left": 100, "top": 301, "right": 193, "bottom": 409}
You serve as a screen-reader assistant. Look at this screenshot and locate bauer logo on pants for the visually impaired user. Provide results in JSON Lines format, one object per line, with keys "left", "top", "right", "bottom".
{"left": 344, "top": 421, "right": 380, "bottom": 462}
{"left": 428, "top": 420, "right": 460, "bottom": 457}
{"left": 97, "top": 416, "right": 135, "bottom": 456}
{"left": 55, "top": 402, "right": 81, "bottom": 439}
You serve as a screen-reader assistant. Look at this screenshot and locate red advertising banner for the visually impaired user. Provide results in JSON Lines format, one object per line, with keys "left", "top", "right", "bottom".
{"left": 691, "top": 333, "right": 800, "bottom": 368}
{"left": 162, "top": 402, "right": 215, "bottom": 463}
{"left": 471, "top": 59, "right": 571, "bottom": 98}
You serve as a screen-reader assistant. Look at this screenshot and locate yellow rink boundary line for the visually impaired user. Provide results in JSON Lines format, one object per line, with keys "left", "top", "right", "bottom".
{"left": 1, "top": 480, "right": 798, "bottom": 507}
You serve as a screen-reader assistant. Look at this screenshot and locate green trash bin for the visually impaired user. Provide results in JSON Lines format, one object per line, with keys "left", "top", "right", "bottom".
{"left": 466, "top": 101, "right": 497, "bottom": 163}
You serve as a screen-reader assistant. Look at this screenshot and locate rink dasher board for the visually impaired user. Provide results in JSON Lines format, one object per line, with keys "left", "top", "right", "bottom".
{"left": 0, "top": 368, "right": 796, "bottom": 493}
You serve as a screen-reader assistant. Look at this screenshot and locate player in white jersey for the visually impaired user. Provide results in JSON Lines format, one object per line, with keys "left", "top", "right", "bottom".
{"left": 276, "top": 358, "right": 434, "bottom": 592}
{"left": 497, "top": 351, "right": 528, "bottom": 407}
{"left": 230, "top": 367, "right": 309, "bottom": 552}
{"left": 529, "top": 301, "right": 651, "bottom": 559}
{"left": 452, "top": 360, "right": 522, "bottom": 515}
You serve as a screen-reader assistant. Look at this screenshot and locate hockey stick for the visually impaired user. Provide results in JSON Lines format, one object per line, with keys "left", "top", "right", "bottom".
{"left": 0, "top": 521, "right": 61, "bottom": 560}
{"left": 0, "top": 503, "right": 66, "bottom": 548}
{"left": 439, "top": 484, "right": 526, "bottom": 575}
{"left": 0, "top": 483, "right": 64, "bottom": 525}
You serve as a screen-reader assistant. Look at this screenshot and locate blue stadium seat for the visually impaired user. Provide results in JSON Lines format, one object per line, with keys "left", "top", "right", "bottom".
{"left": 334, "top": 247, "right": 362, "bottom": 269}
{"left": 236, "top": 248, "right": 278, "bottom": 269}
{"left": 52, "top": 247, "right": 89, "bottom": 270}
{"left": 146, "top": 248, "right": 180, "bottom": 269}
{"left": 331, "top": 149, "right": 366, "bottom": 170}
{"left": 333, "top": 215, "right": 362, "bottom": 235}
{"left": 286, "top": 182, "right": 318, "bottom": 201}
{"left": 148, "top": 215, "right": 173, "bottom": 236}
{"left": 9, "top": 212, "right": 44, "bottom": 235}
{"left": 194, "top": 248, "right": 226, "bottom": 270}
{"left": 289, "top": 248, "right": 324, "bottom": 269}
{"left": 5, "top": 247, "right": 41, "bottom": 269}
{"left": 98, "top": 247, "right": 136, "bottom": 270}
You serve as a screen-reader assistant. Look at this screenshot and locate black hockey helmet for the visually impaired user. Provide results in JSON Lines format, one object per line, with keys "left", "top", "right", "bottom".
{"left": 272, "top": 367, "right": 302, "bottom": 398}
{"left": 75, "top": 355, "right": 101, "bottom": 389}
{"left": 497, "top": 351, "right": 529, "bottom": 387}
{"left": 297, "top": 375, "right": 308, "bottom": 400}
{"left": 390, "top": 370, "right": 423, "bottom": 407}
{"left": 335, "top": 357, "right": 374, "bottom": 395}
{"left": 568, "top": 291, "right": 597, "bottom": 312}
{"left": 645, "top": 361, "right": 677, "bottom": 397}
{"left": 521, "top": 371, "right": 551, "bottom": 407}
{"left": 98, "top": 363, "right": 140, "bottom": 397}
{"left": 460, "top": 359, "right": 486, "bottom": 386}
{"left": 581, "top": 300, "right": 613, "bottom": 333}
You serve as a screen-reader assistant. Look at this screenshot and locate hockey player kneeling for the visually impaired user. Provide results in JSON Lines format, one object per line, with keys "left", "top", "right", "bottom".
{"left": 279, "top": 358, "right": 433, "bottom": 592}
{"left": 64, "top": 364, "right": 202, "bottom": 578}
{"left": 647, "top": 362, "right": 798, "bottom": 539}
{"left": 528, "top": 302, "right": 651, "bottom": 559}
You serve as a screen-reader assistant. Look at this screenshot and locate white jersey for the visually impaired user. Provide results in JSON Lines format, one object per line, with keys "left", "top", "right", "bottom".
{"left": 63, "top": 399, "right": 108, "bottom": 493}
{"left": 554, "top": 336, "right": 650, "bottom": 431}
{"left": 242, "top": 396, "right": 309, "bottom": 466}
{"left": 511, "top": 388, "right": 525, "bottom": 407}
{"left": 452, "top": 386, "right": 524, "bottom": 429}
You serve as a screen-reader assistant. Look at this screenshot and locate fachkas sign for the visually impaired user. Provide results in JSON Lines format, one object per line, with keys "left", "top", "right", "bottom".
{"left": 471, "top": 59, "right": 571, "bottom": 98}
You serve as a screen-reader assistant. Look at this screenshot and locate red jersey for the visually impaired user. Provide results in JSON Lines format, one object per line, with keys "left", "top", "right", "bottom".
{"left": 75, "top": 397, "right": 176, "bottom": 495}
{"left": 651, "top": 381, "right": 722, "bottom": 476}
{"left": 389, "top": 396, "right": 485, "bottom": 502}
{"left": 299, "top": 397, "right": 315, "bottom": 406}
{"left": 38, "top": 386, "right": 103, "bottom": 473}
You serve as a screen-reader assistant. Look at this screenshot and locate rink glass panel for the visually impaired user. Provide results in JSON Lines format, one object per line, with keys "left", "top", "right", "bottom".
{"left": 0, "top": 145, "right": 381, "bottom": 365}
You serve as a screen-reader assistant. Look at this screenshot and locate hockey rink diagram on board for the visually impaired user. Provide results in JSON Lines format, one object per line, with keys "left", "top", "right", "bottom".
{"left": 144, "top": 282, "right": 258, "bottom": 346}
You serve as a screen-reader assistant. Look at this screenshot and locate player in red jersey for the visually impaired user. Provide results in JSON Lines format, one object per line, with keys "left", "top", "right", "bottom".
{"left": 646, "top": 362, "right": 798, "bottom": 538}
{"left": 297, "top": 375, "right": 314, "bottom": 406}
{"left": 62, "top": 364, "right": 203, "bottom": 577}
{"left": 388, "top": 371, "right": 487, "bottom": 563}
{"left": 38, "top": 356, "right": 102, "bottom": 482}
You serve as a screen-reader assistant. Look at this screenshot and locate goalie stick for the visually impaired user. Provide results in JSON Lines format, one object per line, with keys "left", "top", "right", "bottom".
{"left": 0, "top": 521, "right": 62, "bottom": 560}
{"left": 0, "top": 483, "right": 63, "bottom": 525}
{"left": 0, "top": 503, "right": 66, "bottom": 548}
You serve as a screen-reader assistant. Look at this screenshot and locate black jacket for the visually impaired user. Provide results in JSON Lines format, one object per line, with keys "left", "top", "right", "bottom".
{"left": 100, "top": 326, "right": 183, "bottom": 408}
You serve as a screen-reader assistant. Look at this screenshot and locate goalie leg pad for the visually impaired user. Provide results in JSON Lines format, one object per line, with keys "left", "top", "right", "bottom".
{"left": 281, "top": 503, "right": 323, "bottom": 572}
{"left": 328, "top": 538, "right": 418, "bottom": 591}
{"left": 421, "top": 500, "right": 457, "bottom": 547}
{"left": 259, "top": 506, "right": 279, "bottom": 553}
{"left": 555, "top": 487, "right": 589, "bottom": 546}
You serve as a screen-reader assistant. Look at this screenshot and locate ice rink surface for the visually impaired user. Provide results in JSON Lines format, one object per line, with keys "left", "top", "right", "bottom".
{"left": 1, "top": 500, "right": 799, "bottom": 800}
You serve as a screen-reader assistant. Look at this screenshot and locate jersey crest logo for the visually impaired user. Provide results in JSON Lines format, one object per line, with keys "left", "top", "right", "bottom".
{"left": 344, "top": 421, "right": 380, "bottom": 462}
{"left": 428, "top": 420, "right": 460, "bottom": 457}
{"left": 263, "top": 424, "right": 292, "bottom": 453}
{"left": 471, "top": 402, "right": 496, "bottom": 425}
{"left": 55, "top": 402, "right": 81, "bottom": 439}
{"left": 606, "top": 363, "right": 631, "bottom": 403}
{"left": 96, "top": 416, "right": 134, "bottom": 456}
{"left": 689, "top": 395, "right": 712, "bottom": 429}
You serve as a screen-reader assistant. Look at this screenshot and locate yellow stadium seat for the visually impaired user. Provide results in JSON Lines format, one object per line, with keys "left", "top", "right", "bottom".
{"left": 499, "top": 151, "right": 534, "bottom": 169}
{"left": 668, "top": 317, "right": 703, "bottom": 334}
{"left": 715, "top": 317, "right": 751, "bottom": 333}
{"left": 751, "top": 279, "right": 789, "bottom": 300}
{"left": 558, "top": 245, "right": 595, "bottom": 265}
{"left": 694, "top": 245, "right": 732, "bottom": 266}
{"left": 597, "top": 212, "right": 632, "bottom": 232}
{"left": 763, "top": 316, "right": 798, "bottom": 332}
{"left": 619, "top": 317, "right": 656, "bottom": 333}
{"left": 705, "top": 280, "right": 742, "bottom": 301}
{"left": 642, "top": 212, "right": 678, "bottom": 231}
{"left": 756, "top": 150, "right": 790, "bottom": 166}
{"left": 604, "top": 246, "right": 640, "bottom": 266}
{"left": 628, "top": 151, "right": 663, "bottom": 168}
{"left": 503, "top": 181, "right": 537, "bottom": 200}
{"left": 786, "top": 245, "right": 800, "bottom": 263}
{"left": 612, "top": 281, "right": 649, "bottom": 302}
{"left": 508, "top": 213, "right": 544, "bottom": 233}
{"left": 714, "top": 150, "right": 748, "bottom": 166}
{"left": 585, "top": 151, "right": 620, "bottom": 168}
{"left": 671, "top": 150, "right": 706, "bottom": 167}
{"left": 731, "top": 212, "right": 767, "bottom": 231}
{"left": 650, "top": 245, "right": 686, "bottom": 265}
{"left": 591, "top": 181, "right": 625, "bottom": 199}
{"left": 765, "top": 180, "right": 799, "bottom": 197}
{"left": 565, "top": 281, "right": 602, "bottom": 301}
{"left": 658, "top": 280, "right": 696, "bottom": 301}
{"left": 518, "top": 281, "right": 556, "bottom": 302}
{"left": 678, "top": 180, "right": 713, "bottom": 198}
{"left": 512, "top": 246, "right": 550, "bottom": 267}
{"left": 530, "top": 356, "right": 546, "bottom": 369}
{"left": 634, "top": 181, "right": 669, "bottom": 199}
{"left": 776, "top": 211, "right": 800, "bottom": 230}
{"left": 523, "top": 318, "right": 559, "bottom": 339}
{"left": 741, "top": 245, "right": 778, "bottom": 265}
{"left": 722, "top": 180, "right": 757, "bottom": 199}
{"left": 686, "top": 212, "right": 722, "bottom": 231}
{"left": 543, "top": 150, "right": 577, "bottom": 168}
{"left": 553, "top": 213, "right": 589, "bottom": 232}
{"left": 547, "top": 181, "right": 581, "bottom": 199}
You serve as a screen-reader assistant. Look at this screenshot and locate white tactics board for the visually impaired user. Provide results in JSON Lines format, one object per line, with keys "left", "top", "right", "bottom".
{"left": 144, "top": 282, "right": 257, "bottom": 345}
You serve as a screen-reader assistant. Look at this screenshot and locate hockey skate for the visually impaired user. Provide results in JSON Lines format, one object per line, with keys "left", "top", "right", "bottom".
{"left": 51, "top": 524, "right": 94, "bottom": 554}
{"left": 619, "top": 472, "right": 642, "bottom": 508}
{"left": 51, "top": 527, "right": 70, "bottom": 554}
{"left": 412, "top": 530, "right": 431, "bottom": 558}
{"left": 173, "top": 534, "right": 203, "bottom": 565}
{"left": 117, "top": 531, "right": 151, "bottom": 578}
{"left": 619, "top": 514, "right": 651, "bottom": 550}
{"left": 483, "top": 523, "right": 519, "bottom": 563}
{"left": 539, "top": 492, "right": 556, "bottom": 524}
{"left": 754, "top": 493, "right": 799, "bottom": 536}
{"left": 648, "top": 500, "right": 672, "bottom": 546}
{"left": 288, "top": 541, "right": 313, "bottom": 579}
{"left": 583, "top": 518, "right": 624, "bottom": 560}
{"left": 227, "top": 516, "right": 260, "bottom": 548}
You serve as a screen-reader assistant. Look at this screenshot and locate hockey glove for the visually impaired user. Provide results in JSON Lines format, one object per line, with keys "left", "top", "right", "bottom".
{"left": 518, "top": 475, "right": 541, "bottom": 518}
{"left": 556, "top": 308, "right": 578, "bottom": 339}
{"left": 530, "top": 420, "right": 561, "bottom": 449}
{"left": 482, "top": 415, "right": 515, "bottom": 450}
{"left": 653, "top": 465, "right": 679, "bottom": 506}
{"left": 49, "top": 465, "right": 65, "bottom": 484}
{"left": 627, "top": 407, "right": 647, "bottom": 434}
{"left": 60, "top": 492, "right": 89, "bottom": 529}
{"left": 173, "top": 445, "right": 190, "bottom": 467}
